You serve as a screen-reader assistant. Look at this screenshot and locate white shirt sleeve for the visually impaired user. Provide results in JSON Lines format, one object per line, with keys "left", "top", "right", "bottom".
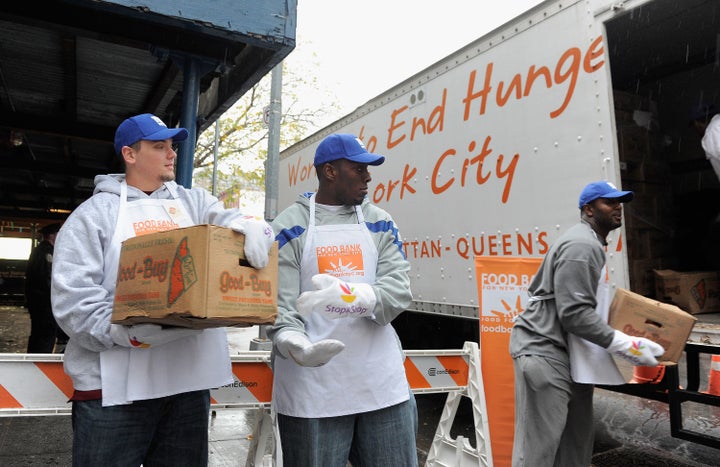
{"left": 701, "top": 114, "right": 720, "bottom": 181}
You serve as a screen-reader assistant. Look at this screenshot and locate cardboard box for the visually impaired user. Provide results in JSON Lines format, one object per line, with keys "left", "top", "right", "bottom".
{"left": 112, "top": 225, "right": 278, "bottom": 329}
{"left": 654, "top": 269, "right": 720, "bottom": 315}
{"left": 609, "top": 288, "right": 696, "bottom": 381}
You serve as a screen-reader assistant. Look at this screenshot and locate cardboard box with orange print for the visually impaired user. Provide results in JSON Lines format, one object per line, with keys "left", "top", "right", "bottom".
{"left": 608, "top": 288, "right": 696, "bottom": 381}
{"left": 654, "top": 269, "right": 720, "bottom": 315}
{"left": 112, "top": 224, "right": 278, "bottom": 329}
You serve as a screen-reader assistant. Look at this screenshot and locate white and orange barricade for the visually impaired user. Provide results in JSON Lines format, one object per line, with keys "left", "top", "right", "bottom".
{"left": 0, "top": 342, "right": 493, "bottom": 467}
{"left": 0, "top": 352, "right": 276, "bottom": 414}
{"left": 417, "top": 342, "right": 493, "bottom": 467}
{"left": 0, "top": 354, "right": 73, "bottom": 415}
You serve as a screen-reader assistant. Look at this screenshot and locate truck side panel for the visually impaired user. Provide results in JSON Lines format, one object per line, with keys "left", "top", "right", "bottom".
{"left": 279, "top": 0, "right": 629, "bottom": 311}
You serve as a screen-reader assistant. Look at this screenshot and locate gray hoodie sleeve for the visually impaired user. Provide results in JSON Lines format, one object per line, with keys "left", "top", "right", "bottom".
{"left": 51, "top": 194, "right": 119, "bottom": 351}
{"left": 175, "top": 185, "right": 253, "bottom": 227}
{"left": 364, "top": 206, "right": 412, "bottom": 326}
{"left": 267, "top": 203, "right": 308, "bottom": 341}
{"left": 552, "top": 239, "right": 616, "bottom": 348}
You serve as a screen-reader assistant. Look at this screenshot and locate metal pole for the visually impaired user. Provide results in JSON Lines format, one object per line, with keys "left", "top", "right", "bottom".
{"left": 177, "top": 57, "right": 200, "bottom": 189}
{"left": 264, "top": 63, "right": 282, "bottom": 222}
{"left": 256, "top": 63, "right": 283, "bottom": 346}
{"left": 212, "top": 120, "right": 220, "bottom": 196}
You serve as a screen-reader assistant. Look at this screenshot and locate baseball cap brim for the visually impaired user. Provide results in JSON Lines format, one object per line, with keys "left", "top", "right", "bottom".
{"left": 345, "top": 153, "right": 385, "bottom": 166}
{"left": 145, "top": 127, "right": 189, "bottom": 142}
{"left": 602, "top": 190, "right": 634, "bottom": 202}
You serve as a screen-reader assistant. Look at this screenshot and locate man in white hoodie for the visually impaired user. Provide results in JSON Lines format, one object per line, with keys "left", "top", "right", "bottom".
{"left": 51, "top": 113, "right": 275, "bottom": 466}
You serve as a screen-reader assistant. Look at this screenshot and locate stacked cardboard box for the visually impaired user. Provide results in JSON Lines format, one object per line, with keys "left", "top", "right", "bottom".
{"left": 614, "top": 90, "right": 676, "bottom": 296}
{"left": 654, "top": 269, "right": 720, "bottom": 314}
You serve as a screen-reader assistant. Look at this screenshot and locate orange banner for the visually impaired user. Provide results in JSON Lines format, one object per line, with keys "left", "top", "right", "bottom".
{"left": 475, "top": 256, "right": 541, "bottom": 467}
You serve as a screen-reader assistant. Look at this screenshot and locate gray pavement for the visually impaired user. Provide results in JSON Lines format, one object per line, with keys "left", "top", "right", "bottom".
{"left": 1, "top": 305, "right": 719, "bottom": 466}
{"left": 593, "top": 389, "right": 719, "bottom": 466}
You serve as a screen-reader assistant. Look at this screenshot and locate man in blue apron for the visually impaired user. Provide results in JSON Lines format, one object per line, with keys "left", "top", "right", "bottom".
{"left": 509, "top": 181, "right": 665, "bottom": 467}
{"left": 51, "top": 113, "right": 275, "bottom": 466}
{"left": 268, "top": 134, "right": 418, "bottom": 466}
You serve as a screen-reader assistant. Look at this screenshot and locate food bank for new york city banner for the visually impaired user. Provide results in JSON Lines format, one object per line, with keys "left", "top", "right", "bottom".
{"left": 475, "top": 256, "right": 541, "bottom": 467}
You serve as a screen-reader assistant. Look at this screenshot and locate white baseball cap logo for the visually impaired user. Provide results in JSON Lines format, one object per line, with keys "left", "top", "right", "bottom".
{"left": 151, "top": 115, "right": 167, "bottom": 127}
{"left": 354, "top": 137, "right": 367, "bottom": 149}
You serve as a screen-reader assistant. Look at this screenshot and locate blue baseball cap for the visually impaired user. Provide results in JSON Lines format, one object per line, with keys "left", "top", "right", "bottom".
{"left": 314, "top": 134, "right": 385, "bottom": 167}
{"left": 578, "top": 181, "right": 634, "bottom": 208}
{"left": 113, "top": 113, "right": 189, "bottom": 155}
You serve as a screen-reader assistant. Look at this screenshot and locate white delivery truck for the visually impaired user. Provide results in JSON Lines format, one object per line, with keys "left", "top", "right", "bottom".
{"left": 277, "top": 0, "right": 720, "bottom": 448}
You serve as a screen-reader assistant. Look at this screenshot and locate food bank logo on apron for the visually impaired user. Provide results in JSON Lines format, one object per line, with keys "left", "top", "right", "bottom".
{"left": 316, "top": 243, "right": 364, "bottom": 278}
{"left": 133, "top": 218, "right": 180, "bottom": 236}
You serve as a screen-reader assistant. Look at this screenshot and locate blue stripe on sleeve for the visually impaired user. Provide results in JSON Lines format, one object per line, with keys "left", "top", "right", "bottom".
{"left": 275, "top": 225, "right": 306, "bottom": 249}
{"left": 365, "top": 220, "right": 406, "bottom": 259}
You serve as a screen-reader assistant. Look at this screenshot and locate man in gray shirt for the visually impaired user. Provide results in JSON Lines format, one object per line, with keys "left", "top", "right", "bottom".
{"left": 509, "top": 180, "right": 664, "bottom": 467}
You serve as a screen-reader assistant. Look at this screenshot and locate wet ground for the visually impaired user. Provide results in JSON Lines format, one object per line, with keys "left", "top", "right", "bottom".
{"left": 0, "top": 305, "right": 718, "bottom": 466}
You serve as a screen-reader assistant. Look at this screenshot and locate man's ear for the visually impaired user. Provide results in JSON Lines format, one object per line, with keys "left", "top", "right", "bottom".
{"left": 121, "top": 145, "right": 136, "bottom": 166}
{"left": 321, "top": 162, "right": 337, "bottom": 181}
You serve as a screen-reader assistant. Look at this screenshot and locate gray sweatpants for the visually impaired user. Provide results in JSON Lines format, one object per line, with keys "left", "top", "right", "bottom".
{"left": 512, "top": 354, "right": 594, "bottom": 467}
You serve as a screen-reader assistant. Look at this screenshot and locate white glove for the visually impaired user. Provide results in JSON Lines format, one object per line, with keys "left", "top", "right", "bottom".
{"left": 607, "top": 330, "right": 665, "bottom": 367}
{"left": 296, "top": 274, "right": 377, "bottom": 320}
{"left": 110, "top": 323, "right": 201, "bottom": 349}
{"left": 274, "top": 331, "right": 345, "bottom": 367}
{"left": 229, "top": 216, "right": 275, "bottom": 269}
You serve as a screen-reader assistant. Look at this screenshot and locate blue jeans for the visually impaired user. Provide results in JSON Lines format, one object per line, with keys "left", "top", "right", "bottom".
{"left": 277, "top": 392, "right": 419, "bottom": 467}
{"left": 71, "top": 390, "right": 210, "bottom": 467}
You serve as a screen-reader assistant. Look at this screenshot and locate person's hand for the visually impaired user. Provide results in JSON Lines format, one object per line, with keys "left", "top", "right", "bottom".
{"left": 274, "top": 331, "right": 345, "bottom": 367}
{"left": 607, "top": 330, "right": 665, "bottom": 366}
{"left": 229, "top": 216, "right": 275, "bottom": 269}
{"left": 109, "top": 323, "right": 201, "bottom": 349}
{"left": 296, "top": 274, "right": 377, "bottom": 319}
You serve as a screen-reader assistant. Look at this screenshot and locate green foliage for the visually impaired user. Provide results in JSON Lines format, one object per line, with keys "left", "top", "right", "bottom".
{"left": 193, "top": 62, "right": 339, "bottom": 208}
